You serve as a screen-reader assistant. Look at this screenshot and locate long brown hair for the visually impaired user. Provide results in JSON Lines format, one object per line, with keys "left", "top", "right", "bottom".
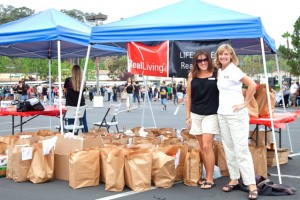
{"left": 71, "top": 65, "right": 83, "bottom": 92}
{"left": 191, "top": 50, "right": 213, "bottom": 78}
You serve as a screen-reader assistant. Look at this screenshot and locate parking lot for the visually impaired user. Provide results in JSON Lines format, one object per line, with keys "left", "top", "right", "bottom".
{"left": 0, "top": 99, "right": 299, "bottom": 200}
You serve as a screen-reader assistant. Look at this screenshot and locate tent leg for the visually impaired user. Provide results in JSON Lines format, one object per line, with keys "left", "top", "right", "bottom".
{"left": 261, "top": 38, "right": 282, "bottom": 184}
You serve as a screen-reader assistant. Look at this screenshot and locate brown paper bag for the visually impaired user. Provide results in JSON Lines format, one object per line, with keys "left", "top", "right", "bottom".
{"left": 152, "top": 146, "right": 179, "bottom": 188}
{"left": 0, "top": 135, "right": 19, "bottom": 145}
{"left": 37, "top": 130, "right": 54, "bottom": 136}
{"left": 6, "top": 145, "right": 31, "bottom": 182}
{"left": 183, "top": 148, "right": 201, "bottom": 186}
{"left": 27, "top": 142, "right": 54, "bottom": 183}
{"left": 124, "top": 149, "right": 152, "bottom": 191}
{"left": 243, "top": 89, "right": 259, "bottom": 118}
{"left": 174, "top": 145, "right": 188, "bottom": 181}
{"left": 255, "top": 84, "right": 276, "bottom": 117}
{"left": 249, "top": 146, "right": 268, "bottom": 178}
{"left": 0, "top": 143, "right": 7, "bottom": 154}
{"left": 216, "top": 141, "right": 268, "bottom": 178}
{"left": 105, "top": 149, "right": 125, "bottom": 191}
{"left": 249, "top": 131, "right": 272, "bottom": 148}
{"left": 215, "top": 141, "right": 229, "bottom": 176}
{"left": 100, "top": 146, "right": 117, "bottom": 183}
{"left": 69, "top": 148, "right": 100, "bottom": 189}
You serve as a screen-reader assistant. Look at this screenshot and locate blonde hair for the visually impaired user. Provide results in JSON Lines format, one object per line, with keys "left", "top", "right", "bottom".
{"left": 214, "top": 44, "right": 239, "bottom": 68}
{"left": 71, "top": 65, "right": 83, "bottom": 92}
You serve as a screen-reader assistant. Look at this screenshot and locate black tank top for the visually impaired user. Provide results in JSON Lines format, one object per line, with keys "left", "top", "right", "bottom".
{"left": 191, "top": 69, "right": 219, "bottom": 115}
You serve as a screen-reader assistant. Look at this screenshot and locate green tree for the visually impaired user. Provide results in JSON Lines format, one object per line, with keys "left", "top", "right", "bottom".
{"left": 107, "top": 56, "right": 127, "bottom": 80}
{"left": 278, "top": 16, "right": 300, "bottom": 77}
{"left": 0, "top": 56, "right": 11, "bottom": 72}
{"left": 0, "top": 4, "right": 34, "bottom": 24}
{"left": 80, "top": 58, "right": 97, "bottom": 80}
{"left": 282, "top": 31, "right": 291, "bottom": 49}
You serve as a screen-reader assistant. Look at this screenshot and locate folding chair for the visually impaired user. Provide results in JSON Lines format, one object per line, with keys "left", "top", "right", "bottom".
{"left": 93, "top": 103, "right": 121, "bottom": 133}
{"left": 56, "top": 105, "right": 87, "bottom": 134}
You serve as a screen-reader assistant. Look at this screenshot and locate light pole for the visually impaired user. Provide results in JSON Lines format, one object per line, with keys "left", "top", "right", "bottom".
{"left": 85, "top": 13, "right": 108, "bottom": 96}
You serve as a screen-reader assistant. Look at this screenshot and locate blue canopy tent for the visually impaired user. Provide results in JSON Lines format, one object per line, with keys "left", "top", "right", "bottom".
{"left": 88, "top": 0, "right": 285, "bottom": 183}
{"left": 89, "top": 0, "right": 276, "bottom": 54}
{"left": 0, "top": 8, "right": 126, "bottom": 134}
{"left": 0, "top": 8, "right": 125, "bottom": 58}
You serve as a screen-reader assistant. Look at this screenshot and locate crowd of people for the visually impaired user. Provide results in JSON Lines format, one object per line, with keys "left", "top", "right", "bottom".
{"left": 0, "top": 81, "right": 61, "bottom": 104}
{"left": 279, "top": 80, "right": 300, "bottom": 108}
{"left": 86, "top": 79, "right": 187, "bottom": 111}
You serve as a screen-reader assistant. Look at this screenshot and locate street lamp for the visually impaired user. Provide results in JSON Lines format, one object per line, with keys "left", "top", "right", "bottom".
{"left": 85, "top": 13, "right": 108, "bottom": 96}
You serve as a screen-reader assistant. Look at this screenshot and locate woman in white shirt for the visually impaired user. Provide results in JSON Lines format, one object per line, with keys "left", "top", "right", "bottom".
{"left": 214, "top": 44, "right": 258, "bottom": 200}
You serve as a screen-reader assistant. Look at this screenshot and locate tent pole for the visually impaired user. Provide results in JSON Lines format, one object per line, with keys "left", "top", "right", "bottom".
{"left": 72, "top": 44, "right": 91, "bottom": 134}
{"left": 260, "top": 38, "right": 282, "bottom": 184}
{"left": 141, "top": 76, "right": 157, "bottom": 128}
{"left": 275, "top": 54, "right": 293, "bottom": 152}
{"left": 57, "top": 41, "right": 64, "bottom": 135}
{"left": 48, "top": 59, "right": 52, "bottom": 130}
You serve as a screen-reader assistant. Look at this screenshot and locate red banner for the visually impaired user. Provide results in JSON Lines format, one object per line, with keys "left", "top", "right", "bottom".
{"left": 127, "top": 41, "right": 168, "bottom": 77}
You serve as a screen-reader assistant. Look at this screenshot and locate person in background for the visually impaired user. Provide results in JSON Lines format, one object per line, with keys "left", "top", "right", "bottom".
{"left": 112, "top": 84, "right": 118, "bottom": 102}
{"left": 296, "top": 81, "right": 300, "bottom": 107}
{"left": 10, "top": 85, "right": 14, "bottom": 100}
{"left": 172, "top": 83, "right": 177, "bottom": 105}
{"left": 281, "top": 81, "right": 290, "bottom": 108}
{"left": 42, "top": 85, "right": 48, "bottom": 104}
{"left": 28, "top": 86, "right": 34, "bottom": 99}
{"left": 214, "top": 44, "right": 258, "bottom": 200}
{"left": 133, "top": 81, "right": 141, "bottom": 109}
{"left": 37, "top": 84, "right": 43, "bottom": 99}
{"left": 148, "top": 85, "right": 153, "bottom": 102}
{"left": 167, "top": 84, "right": 172, "bottom": 100}
{"left": 186, "top": 50, "right": 219, "bottom": 189}
{"left": 177, "top": 81, "right": 184, "bottom": 104}
{"left": 21, "top": 80, "right": 29, "bottom": 101}
{"left": 125, "top": 77, "right": 134, "bottom": 112}
{"left": 0, "top": 86, "right": 4, "bottom": 101}
{"left": 159, "top": 81, "right": 168, "bottom": 111}
{"left": 89, "top": 86, "right": 94, "bottom": 102}
{"left": 289, "top": 81, "right": 298, "bottom": 107}
{"left": 64, "top": 64, "right": 88, "bottom": 133}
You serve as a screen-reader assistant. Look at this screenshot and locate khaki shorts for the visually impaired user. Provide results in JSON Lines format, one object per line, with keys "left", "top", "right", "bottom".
{"left": 189, "top": 113, "right": 220, "bottom": 135}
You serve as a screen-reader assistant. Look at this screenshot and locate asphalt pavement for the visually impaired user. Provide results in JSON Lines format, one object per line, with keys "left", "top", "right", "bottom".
{"left": 0, "top": 98, "right": 299, "bottom": 200}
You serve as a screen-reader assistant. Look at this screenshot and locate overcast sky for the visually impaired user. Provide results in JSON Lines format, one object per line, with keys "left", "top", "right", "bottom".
{"left": 1, "top": 0, "right": 299, "bottom": 48}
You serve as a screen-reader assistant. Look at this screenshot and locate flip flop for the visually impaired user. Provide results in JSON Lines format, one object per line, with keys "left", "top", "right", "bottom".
{"left": 200, "top": 182, "right": 215, "bottom": 189}
{"left": 248, "top": 189, "right": 258, "bottom": 200}
{"left": 222, "top": 184, "right": 240, "bottom": 192}
{"left": 198, "top": 178, "right": 206, "bottom": 185}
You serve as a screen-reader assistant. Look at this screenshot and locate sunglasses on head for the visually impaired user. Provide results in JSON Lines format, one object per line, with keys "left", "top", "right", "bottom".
{"left": 196, "top": 58, "right": 208, "bottom": 63}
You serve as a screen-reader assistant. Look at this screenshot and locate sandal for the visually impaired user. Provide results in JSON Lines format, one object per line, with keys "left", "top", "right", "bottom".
{"left": 248, "top": 189, "right": 258, "bottom": 200}
{"left": 198, "top": 178, "right": 206, "bottom": 185}
{"left": 222, "top": 184, "right": 240, "bottom": 192}
{"left": 200, "top": 182, "right": 215, "bottom": 189}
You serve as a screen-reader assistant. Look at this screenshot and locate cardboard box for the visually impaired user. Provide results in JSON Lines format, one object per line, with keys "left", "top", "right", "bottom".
{"left": 54, "top": 135, "right": 103, "bottom": 181}
{"left": 267, "top": 148, "right": 289, "bottom": 167}
{"left": 54, "top": 135, "right": 103, "bottom": 155}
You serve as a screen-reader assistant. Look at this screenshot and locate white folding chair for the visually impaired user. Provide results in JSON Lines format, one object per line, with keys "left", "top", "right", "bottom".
{"left": 56, "top": 105, "right": 87, "bottom": 134}
{"left": 93, "top": 103, "right": 121, "bottom": 133}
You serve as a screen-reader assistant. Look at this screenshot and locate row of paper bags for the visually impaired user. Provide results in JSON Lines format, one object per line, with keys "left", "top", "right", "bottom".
{"left": 69, "top": 145, "right": 201, "bottom": 190}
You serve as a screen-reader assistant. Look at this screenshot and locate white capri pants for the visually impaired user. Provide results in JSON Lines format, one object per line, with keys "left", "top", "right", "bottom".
{"left": 126, "top": 93, "right": 133, "bottom": 107}
{"left": 218, "top": 113, "right": 255, "bottom": 186}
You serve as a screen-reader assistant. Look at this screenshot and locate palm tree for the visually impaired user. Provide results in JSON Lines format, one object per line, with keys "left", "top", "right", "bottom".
{"left": 282, "top": 31, "right": 291, "bottom": 49}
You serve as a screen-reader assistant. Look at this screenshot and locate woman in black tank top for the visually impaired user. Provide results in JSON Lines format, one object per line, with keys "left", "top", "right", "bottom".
{"left": 186, "top": 50, "right": 219, "bottom": 189}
